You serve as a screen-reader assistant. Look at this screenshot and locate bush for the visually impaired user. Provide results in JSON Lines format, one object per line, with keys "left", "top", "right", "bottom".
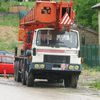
{"left": 0, "top": 7, "right": 7, "bottom": 12}
{"left": 90, "top": 81, "right": 100, "bottom": 90}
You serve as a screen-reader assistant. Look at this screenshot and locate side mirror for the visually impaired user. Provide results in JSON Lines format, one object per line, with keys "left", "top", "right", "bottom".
{"left": 33, "top": 48, "right": 36, "bottom": 56}
{"left": 78, "top": 50, "right": 81, "bottom": 57}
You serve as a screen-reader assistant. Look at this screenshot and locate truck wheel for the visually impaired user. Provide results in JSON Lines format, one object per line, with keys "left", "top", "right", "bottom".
{"left": 14, "top": 61, "right": 17, "bottom": 81}
{"left": 70, "top": 74, "right": 79, "bottom": 88}
{"left": 14, "top": 61, "right": 21, "bottom": 82}
{"left": 21, "top": 70, "right": 26, "bottom": 85}
{"left": 26, "top": 73, "right": 34, "bottom": 87}
{"left": 64, "top": 76, "right": 71, "bottom": 88}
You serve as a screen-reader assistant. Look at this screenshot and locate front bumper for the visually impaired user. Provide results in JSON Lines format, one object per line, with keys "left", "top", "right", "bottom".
{"left": 29, "top": 63, "right": 82, "bottom": 73}
{"left": 29, "top": 63, "right": 81, "bottom": 79}
{"left": 30, "top": 69, "right": 81, "bottom": 79}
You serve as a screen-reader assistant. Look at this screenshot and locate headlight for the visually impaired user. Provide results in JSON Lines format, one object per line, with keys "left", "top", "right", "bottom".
{"left": 34, "top": 64, "right": 39, "bottom": 69}
{"left": 34, "top": 64, "right": 45, "bottom": 69}
{"left": 74, "top": 65, "right": 80, "bottom": 70}
{"left": 40, "top": 64, "right": 45, "bottom": 69}
{"left": 68, "top": 65, "right": 74, "bottom": 70}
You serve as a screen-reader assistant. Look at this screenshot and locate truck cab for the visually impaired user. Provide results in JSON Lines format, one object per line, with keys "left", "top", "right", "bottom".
{"left": 23, "top": 28, "right": 81, "bottom": 87}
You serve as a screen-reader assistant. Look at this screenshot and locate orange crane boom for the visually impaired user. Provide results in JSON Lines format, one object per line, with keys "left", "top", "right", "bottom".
{"left": 18, "top": 0, "right": 75, "bottom": 49}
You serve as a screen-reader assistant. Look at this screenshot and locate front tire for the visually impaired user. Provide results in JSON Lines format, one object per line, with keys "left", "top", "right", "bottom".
{"left": 64, "top": 76, "right": 71, "bottom": 88}
{"left": 26, "top": 72, "right": 34, "bottom": 87}
{"left": 64, "top": 74, "right": 79, "bottom": 88}
{"left": 70, "top": 74, "right": 79, "bottom": 88}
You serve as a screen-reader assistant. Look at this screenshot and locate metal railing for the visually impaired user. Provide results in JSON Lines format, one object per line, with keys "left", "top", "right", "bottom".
{"left": 80, "top": 45, "right": 100, "bottom": 67}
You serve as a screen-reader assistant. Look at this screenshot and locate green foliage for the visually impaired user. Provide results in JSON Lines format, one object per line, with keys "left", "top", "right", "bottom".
{"left": 0, "top": 41, "right": 17, "bottom": 51}
{"left": 0, "top": 7, "right": 7, "bottom": 12}
{"left": 0, "top": 1, "right": 34, "bottom": 12}
{"left": 92, "top": 11, "right": 98, "bottom": 31}
{"left": 82, "top": 63, "right": 90, "bottom": 70}
{"left": 20, "top": 1, "right": 34, "bottom": 8}
{"left": 0, "top": 14, "right": 19, "bottom": 27}
{"left": 90, "top": 81, "right": 100, "bottom": 90}
{"left": 82, "top": 63, "right": 100, "bottom": 72}
{"left": 0, "top": 1, "right": 19, "bottom": 12}
{"left": 0, "top": 2, "right": 9, "bottom": 12}
{"left": 74, "top": 0, "right": 98, "bottom": 30}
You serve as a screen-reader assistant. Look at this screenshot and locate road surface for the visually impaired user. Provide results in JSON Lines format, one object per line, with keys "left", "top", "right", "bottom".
{"left": 0, "top": 78, "right": 100, "bottom": 100}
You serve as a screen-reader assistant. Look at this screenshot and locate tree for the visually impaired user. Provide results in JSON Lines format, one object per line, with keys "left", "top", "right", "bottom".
{"left": 74, "top": 0, "right": 98, "bottom": 31}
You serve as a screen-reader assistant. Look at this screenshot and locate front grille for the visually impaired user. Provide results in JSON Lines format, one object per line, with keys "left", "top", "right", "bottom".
{"left": 44, "top": 55, "right": 70, "bottom": 63}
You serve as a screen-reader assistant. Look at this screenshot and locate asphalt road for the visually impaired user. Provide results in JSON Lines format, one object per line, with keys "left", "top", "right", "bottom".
{"left": 0, "top": 78, "right": 100, "bottom": 100}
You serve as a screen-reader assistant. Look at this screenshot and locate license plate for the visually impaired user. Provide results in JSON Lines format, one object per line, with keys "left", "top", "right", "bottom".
{"left": 52, "top": 67, "right": 61, "bottom": 70}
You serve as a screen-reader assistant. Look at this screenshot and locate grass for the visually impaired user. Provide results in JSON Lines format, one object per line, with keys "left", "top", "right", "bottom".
{"left": 0, "top": 1, "right": 18, "bottom": 12}
{"left": 0, "top": 35, "right": 18, "bottom": 52}
{"left": 20, "top": 2, "right": 35, "bottom": 9}
{"left": 0, "top": 25, "right": 18, "bottom": 51}
{"left": 0, "top": 13, "right": 18, "bottom": 51}
{"left": 82, "top": 63, "right": 100, "bottom": 90}
{"left": 0, "top": 14, "right": 19, "bottom": 27}
{"left": 0, "top": 41, "right": 17, "bottom": 51}
{"left": 0, "top": 2, "right": 9, "bottom": 12}
{"left": 90, "top": 81, "right": 100, "bottom": 90}
{"left": 82, "top": 63, "right": 100, "bottom": 72}
{"left": 0, "top": 1, "right": 34, "bottom": 51}
{"left": 0, "top": 1, "right": 34, "bottom": 12}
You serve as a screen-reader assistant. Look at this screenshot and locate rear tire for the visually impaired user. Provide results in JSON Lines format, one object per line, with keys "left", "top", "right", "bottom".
{"left": 21, "top": 70, "right": 26, "bottom": 85}
{"left": 14, "top": 61, "right": 21, "bottom": 82}
{"left": 14, "top": 61, "right": 17, "bottom": 81}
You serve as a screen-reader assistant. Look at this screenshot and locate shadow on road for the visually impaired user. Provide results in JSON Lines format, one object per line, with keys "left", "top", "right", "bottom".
{"left": 0, "top": 77, "right": 64, "bottom": 88}
{"left": 34, "top": 80, "right": 64, "bottom": 88}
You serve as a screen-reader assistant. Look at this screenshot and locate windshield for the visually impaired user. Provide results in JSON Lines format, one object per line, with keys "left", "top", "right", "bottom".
{"left": 36, "top": 30, "right": 78, "bottom": 48}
